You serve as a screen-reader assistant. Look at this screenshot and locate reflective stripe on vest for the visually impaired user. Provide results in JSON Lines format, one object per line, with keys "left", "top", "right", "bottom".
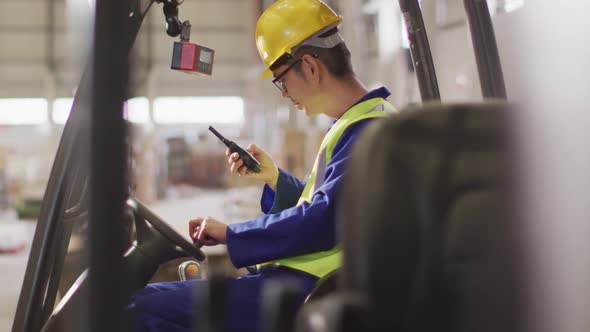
{"left": 257, "top": 98, "right": 397, "bottom": 278}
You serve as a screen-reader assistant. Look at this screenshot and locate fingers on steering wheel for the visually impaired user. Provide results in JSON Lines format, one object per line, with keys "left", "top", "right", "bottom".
{"left": 197, "top": 219, "right": 208, "bottom": 242}
{"left": 189, "top": 217, "right": 204, "bottom": 242}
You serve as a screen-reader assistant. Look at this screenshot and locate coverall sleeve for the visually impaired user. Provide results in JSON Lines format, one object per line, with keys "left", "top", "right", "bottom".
{"left": 226, "top": 120, "right": 372, "bottom": 268}
{"left": 260, "top": 168, "right": 306, "bottom": 214}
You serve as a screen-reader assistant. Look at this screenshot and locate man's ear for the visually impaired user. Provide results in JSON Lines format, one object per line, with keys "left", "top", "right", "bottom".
{"left": 302, "top": 54, "right": 321, "bottom": 84}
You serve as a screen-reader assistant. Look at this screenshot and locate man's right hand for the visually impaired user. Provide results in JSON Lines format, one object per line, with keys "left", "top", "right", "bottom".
{"left": 226, "top": 144, "right": 279, "bottom": 190}
{"left": 188, "top": 217, "right": 228, "bottom": 246}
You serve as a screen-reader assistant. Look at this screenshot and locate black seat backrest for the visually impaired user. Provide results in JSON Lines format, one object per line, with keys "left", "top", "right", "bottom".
{"left": 337, "top": 102, "right": 525, "bottom": 332}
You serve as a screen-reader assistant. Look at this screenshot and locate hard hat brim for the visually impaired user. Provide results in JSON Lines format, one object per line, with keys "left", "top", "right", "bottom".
{"left": 261, "top": 67, "right": 273, "bottom": 80}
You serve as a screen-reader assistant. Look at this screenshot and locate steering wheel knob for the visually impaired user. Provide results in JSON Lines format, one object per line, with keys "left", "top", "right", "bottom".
{"left": 179, "top": 260, "right": 201, "bottom": 281}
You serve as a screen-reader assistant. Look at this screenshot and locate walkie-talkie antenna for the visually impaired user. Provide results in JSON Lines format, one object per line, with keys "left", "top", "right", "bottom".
{"left": 208, "top": 126, "right": 261, "bottom": 173}
{"left": 208, "top": 126, "right": 228, "bottom": 145}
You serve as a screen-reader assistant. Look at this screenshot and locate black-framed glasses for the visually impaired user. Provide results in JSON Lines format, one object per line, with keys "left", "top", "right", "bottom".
{"left": 272, "top": 58, "right": 302, "bottom": 93}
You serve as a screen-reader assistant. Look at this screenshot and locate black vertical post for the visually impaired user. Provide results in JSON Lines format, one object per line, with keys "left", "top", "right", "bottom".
{"left": 261, "top": 280, "right": 305, "bottom": 332}
{"left": 89, "top": 0, "right": 129, "bottom": 330}
{"left": 463, "top": 0, "right": 507, "bottom": 99}
{"left": 399, "top": 0, "right": 441, "bottom": 102}
{"left": 194, "top": 262, "right": 226, "bottom": 332}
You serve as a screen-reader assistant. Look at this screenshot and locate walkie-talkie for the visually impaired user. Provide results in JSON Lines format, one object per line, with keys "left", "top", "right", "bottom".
{"left": 208, "top": 126, "right": 261, "bottom": 173}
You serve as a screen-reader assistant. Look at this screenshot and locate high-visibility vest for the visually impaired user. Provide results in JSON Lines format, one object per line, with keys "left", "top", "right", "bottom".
{"left": 257, "top": 97, "right": 397, "bottom": 278}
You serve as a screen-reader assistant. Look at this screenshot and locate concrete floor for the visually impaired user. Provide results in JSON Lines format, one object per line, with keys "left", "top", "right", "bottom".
{"left": 0, "top": 219, "right": 36, "bottom": 331}
{"left": 0, "top": 185, "right": 263, "bottom": 331}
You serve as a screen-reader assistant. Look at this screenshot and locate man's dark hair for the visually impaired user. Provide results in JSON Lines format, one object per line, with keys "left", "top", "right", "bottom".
{"left": 270, "top": 28, "right": 354, "bottom": 78}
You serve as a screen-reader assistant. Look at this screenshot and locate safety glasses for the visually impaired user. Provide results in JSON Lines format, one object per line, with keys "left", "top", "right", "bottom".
{"left": 272, "top": 58, "right": 302, "bottom": 93}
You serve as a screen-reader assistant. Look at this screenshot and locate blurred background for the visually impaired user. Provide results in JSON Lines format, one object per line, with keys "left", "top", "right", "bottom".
{"left": 2, "top": 0, "right": 589, "bottom": 331}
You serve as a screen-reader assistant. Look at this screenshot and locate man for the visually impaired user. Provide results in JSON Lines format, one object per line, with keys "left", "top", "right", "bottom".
{"left": 128, "top": 0, "right": 396, "bottom": 330}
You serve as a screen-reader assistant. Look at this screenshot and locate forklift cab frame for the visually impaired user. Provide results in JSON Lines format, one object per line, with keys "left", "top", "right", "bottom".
{"left": 12, "top": 1, "right": 206, "bottom": 331}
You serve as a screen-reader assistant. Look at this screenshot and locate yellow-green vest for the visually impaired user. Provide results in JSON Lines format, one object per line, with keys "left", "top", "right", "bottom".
{"left": 258, "top": 97, "right": 397, "bottom": 278}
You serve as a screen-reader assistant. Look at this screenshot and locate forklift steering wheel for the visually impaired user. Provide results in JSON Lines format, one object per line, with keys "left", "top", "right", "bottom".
{"left": 126, "top": 197, "right": 206, "bottom": 262}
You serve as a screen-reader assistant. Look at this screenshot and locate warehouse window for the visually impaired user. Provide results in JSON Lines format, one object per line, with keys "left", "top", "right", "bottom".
{"left": 52, "top": 98, "right": 74, "bottom": 124}
{"left": 400, "top": 16, "right": 409, "bottom": 49}
{"left": 53, "top": 96, "right": 150, "bottom": 125}
{"left": 486, "top": 0, "right": 525, "bottom": 15}
{"left": 124, "top": 97, "right": 150, "bottom": 124}
{"left": 153, "top": 96, "right": 244, "bottom": 124}
{"left": 499, "top": 0, "right": 524, "bottom": 13}
{"left": 0, "top": 98, "right": 48, "bottom": 125}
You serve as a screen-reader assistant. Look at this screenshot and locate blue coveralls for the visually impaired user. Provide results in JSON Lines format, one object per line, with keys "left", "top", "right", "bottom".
{"left": 128, "top": 87, "right": 392, "bottom": 332}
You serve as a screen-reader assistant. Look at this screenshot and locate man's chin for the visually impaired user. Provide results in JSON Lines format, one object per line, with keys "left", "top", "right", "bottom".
{"left": 294, "top": 104, "right": 306, "bottom": 113}
{"left": 294, "top": 103, "right": 318, "bottom": 116}
{"left": 301, "top": 108, "right": 314, "bottom": 116}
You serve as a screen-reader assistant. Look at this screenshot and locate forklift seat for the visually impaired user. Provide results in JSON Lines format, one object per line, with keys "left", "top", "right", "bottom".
{"left": 295, "top": 102, "right": 526, "bottom": 332}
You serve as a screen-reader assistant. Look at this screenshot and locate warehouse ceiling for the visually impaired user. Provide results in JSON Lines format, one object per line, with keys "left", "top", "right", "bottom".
{"left": 0, "top": 0, "right": 261, "bottom": 99}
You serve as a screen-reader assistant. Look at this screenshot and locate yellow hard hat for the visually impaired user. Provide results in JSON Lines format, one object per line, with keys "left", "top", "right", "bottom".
{"left": 256, "top": 0, "right": 343, "bottom": 79}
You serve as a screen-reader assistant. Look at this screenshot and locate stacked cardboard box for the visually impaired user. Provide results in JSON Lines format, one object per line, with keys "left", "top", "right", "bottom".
{"left": 277, "top": 127, "right": 325, "bottom": 181}
{"left": 304, "top": 127, "right": 325, "bottom": 171}
{"left": 0, "top": 148, "right": 8, "bottom": 210}
{"left": 189, "top": 151, "right": 226, "bottom": 188}
{"left": 130, "top": 131, "right": 159, "bottom": 204}
{"left": 280, "top": 128, "right": 307, "bottom": 179}
{"left": 166, "top": 137, "right": 191, "bottom": 185}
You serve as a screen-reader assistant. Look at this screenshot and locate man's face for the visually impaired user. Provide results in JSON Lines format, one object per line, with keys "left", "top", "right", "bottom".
{"left": 271, "top": 58, "right": 317, "bottom": 116}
